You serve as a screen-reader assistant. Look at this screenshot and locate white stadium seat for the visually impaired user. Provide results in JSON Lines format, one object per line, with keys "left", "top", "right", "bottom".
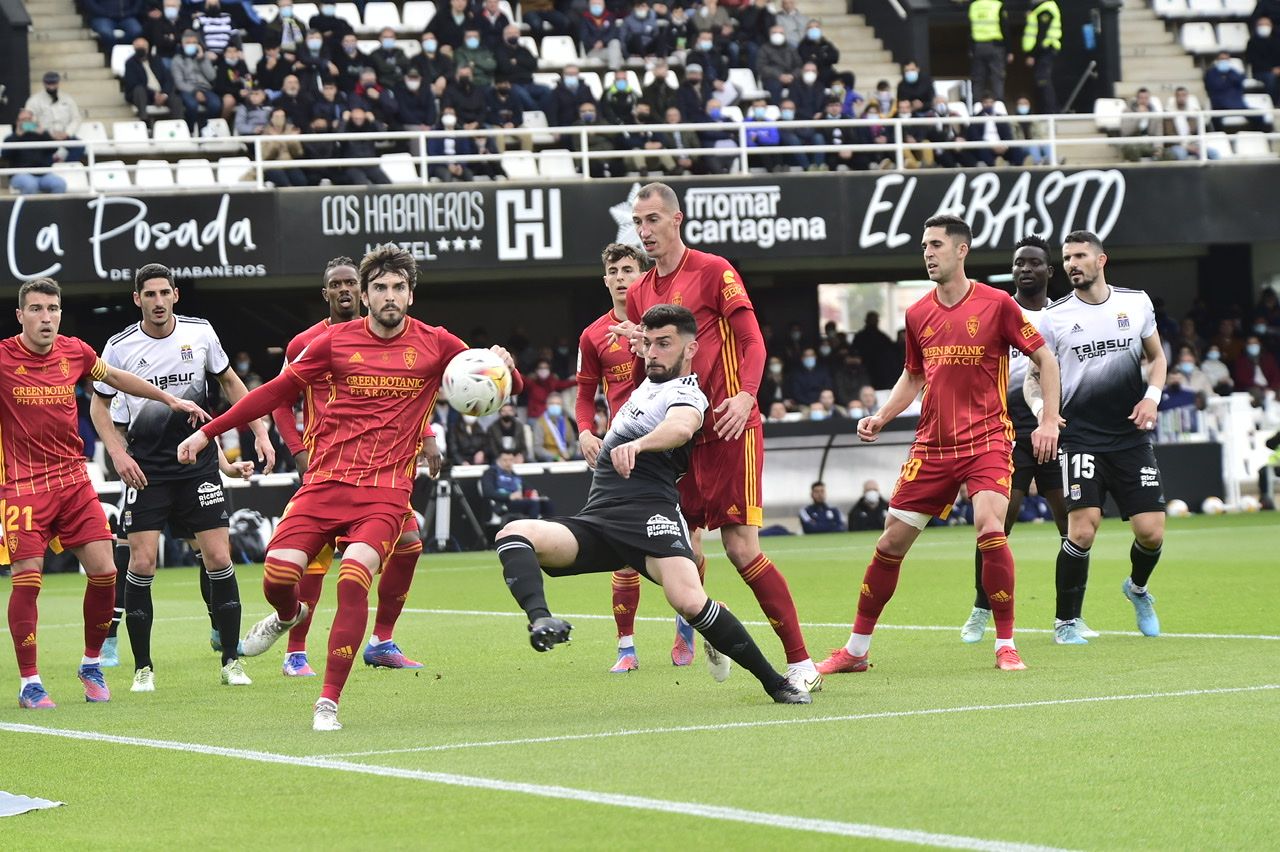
{"left": 537, "top": 148, "right": 578, "bottom": 177}
{"left": 518, "top": 35, "right": 539, "bottom": 58}
{"left": 720, "top": 104, "right": 744, "bottom": 123}
{"left": 152, "top": 118, "right": 195, "bottom": 153}
{"left": 51, "top": 162, "right": 90, "bottom": 192}
{"left": 520, "top": 109, "right": 556, "bottom": 145}
{"left": 579, "top": 71, "right": 603, "bottom": 100}
{"left": 135, "top": 159, "right": 176, "bottom": 189}
{"left": 1221, "top": 0, "right": 1255, "bottom": 15}
{"left": 292, "top": 2, "right": 319, "bottom": 25}
{"left": 727, "top": 67, "right": 763, "bottom": 99}
{"left": 361, "top": 1, "right": 401, "bottom": 34}
{"left": 1232, "top": 131, "right": 1273, "bottom": 157}
{"left": 538, "top": 36, "right": 579, "bottom": 69}
{"left": 110, "top": 43, "right": 132, "bottom": 77}
{"left": 401, "top": 1, "right": 436, "bottom": 33}
{"left": 242, "top": 42, "right": 264, "bottom": 71}
{"left": 1243, "top": 92, "right": 1275, "bottom": 125}
{"left": 112, "top": 119, "right": 152, "bottom": 154}
{"left": 1093, "top": 97, "right": 1126, "bottom": 133}
{"left": 90, "top": 160, "right": 132, "bottom": 191}
{"left": 500, "top": 150, "right": 538, "bottom": 179}
{"left": 1152, "top": 0, "right": 1191, "bottom": 18}
{"left": 380, "top": 152, "right": 421, "bottom": 184}
{"left": 1187, "top": 0, "right": 1225, "bottom": 15}
{"left": 253, "top": 3, "right": 279, "bottom": 23}
{"left": 1179, "top": 22, "right": 1218, "bottom": 54}
{"left": 176, "top": 158, "right": 219, "bottom": 188}
{"left": 1203, "top": 131, "right": 1235, "bottom": 159}
{"left": 217, "top": 156, "right": 255, "bottom": 185}
{"left": 1216, "top": 22, "right": 1249, "bottom": 53}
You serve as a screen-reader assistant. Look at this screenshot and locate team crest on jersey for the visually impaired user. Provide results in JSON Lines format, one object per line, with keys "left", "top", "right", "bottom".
{"left": 403, "top": 347, "right": 418, "bottom": 369}
{"left": 1070, "top": 484, "right": 1082, "bottom": 500}
{"left": 672, "top": 292, "right": 683, "bottom": 306}
{"left": 966, "top": 316, "right": 980, "bottom": 338}
{"left": 58, "top": 357, "right": 70, "bottom": 378}
{"left": 1116, "top": 313, "right": 1130, "bottom": 329}
{"left": 943, "top": 320, "right": 952, "bottom": 333}
{"left": 180, "top": 345, "right": 194, "bottom": 362}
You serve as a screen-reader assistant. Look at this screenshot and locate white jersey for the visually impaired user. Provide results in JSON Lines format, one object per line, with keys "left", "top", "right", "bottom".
{"left": 586, "top": 373, "right": 708, "bottom": 509}
{"left": 1040, "top": 286, "right": 1157, "bottom": 452}
{"left": 93, "top": 316, "right": 230, "bottom": 480}
{"left": 1006, "top": 304, "right": 1047, "bottom": 435}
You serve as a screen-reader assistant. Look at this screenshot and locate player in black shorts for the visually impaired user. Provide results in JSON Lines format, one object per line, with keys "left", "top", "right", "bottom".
{"left": 495, "top": 305, "right": 808, "bottom": 705}
{"left": 960, "top": 235, "right": 1071, "bottom": 643}
{"left": 90, "top": 263, "right": 276, "bottom": 690}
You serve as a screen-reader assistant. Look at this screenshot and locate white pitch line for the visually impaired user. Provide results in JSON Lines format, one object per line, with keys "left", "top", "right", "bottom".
{"left": 314, "top": 684, "right": 1280, "bottom": 759}
{"left": 398, "top": 608, "right": 1280, "bottom": 641}
{"left": 0, "top": 722, "right": 1073, "bottom": 852}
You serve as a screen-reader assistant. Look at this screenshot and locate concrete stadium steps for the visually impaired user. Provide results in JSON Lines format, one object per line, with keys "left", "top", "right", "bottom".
{"left": 25, "top": 0, "right": 136, "bottom": 123}
{"left": 809, "top": 10, "right": 902, "bottom": 91}
{"left": 1117, "top": 0, "right": 1208, "bottom": 105}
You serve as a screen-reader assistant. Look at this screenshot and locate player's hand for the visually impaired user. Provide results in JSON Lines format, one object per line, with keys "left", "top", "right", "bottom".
{"left": 177, "top": 431, "right": 210, "bottom": 464}
{"left": 293, "top": 449, "right": 310, "bottom": 475}
{"left": 488, "top": 345, "right": 516, "bottom": 372}
{"left": 254, "top": 430, "right": 277, "bottom": 472}
{"left": 857, "top": 414, "right": 886, "bottom": 443}
{"left": 579, "top": 431, "right": 602, "bottom": 466}
{"left": 713, "top": 391, "right": 754, "bottom": 441}
{"left": 606, "top": 319, "right": 643, "bottom": 354}
{"left": 168, "top": 397, "right": 211, "bottom": 427}
{"left": 610, "top": 441, "right": 639, "bottom": 478}
{"left": 420, "top": 436, "right": 442, "bottom": 478}
{"left": 221, "top": 459, "right": 255, "bottom": 480}
{"left": 111, "top": 449, "right": 148, "bottom": 490}
{"left": 1129, "top": 398, "right": 1158, "bottom": 433}
{"left": 1030, "top": 416, "right": 1063, "bottom": 464}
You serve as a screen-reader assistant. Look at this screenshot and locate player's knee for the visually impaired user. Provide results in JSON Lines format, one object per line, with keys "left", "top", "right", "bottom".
{"left": 721, "top": 537, "right": 756, "bottom": 569}
{"left": 498, "top": 519, "right": 538, "bottom": 544}
{"left": 128, "top": 552, "right": 158, "bottom": 575}
{"left": 1069, "top": 528, "right": 1096, "bottom": 549}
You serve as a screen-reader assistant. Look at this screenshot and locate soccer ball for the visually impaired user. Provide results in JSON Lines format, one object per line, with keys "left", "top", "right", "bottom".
{"left": 1166, "top": 498, "right": 1190, "bottom": 518}
{"left": 1201, "top": 496, "right": 1226, "bottom": 515}
{"left": 1238, "top": 495, "right": 1261, "bottom": 513}
{"left": 442, "top": 349, "right": 512, "bottom": 417}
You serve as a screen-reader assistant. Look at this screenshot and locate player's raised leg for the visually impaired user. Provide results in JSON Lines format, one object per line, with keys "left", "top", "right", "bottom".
{"left": 495, "top": 522, "right": 576, "bottom": 651}
{"left": 610, "top": 568, "right": 642, "bottom": 672}
{"left": 364, "top": 527, "right": 424, "bottom": 669}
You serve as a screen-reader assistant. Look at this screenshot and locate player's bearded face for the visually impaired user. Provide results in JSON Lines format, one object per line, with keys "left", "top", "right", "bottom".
{"left": 363, "top": 273, "right": 413, "bottom": 329}
{"left": 644, "top": 334, "right": 690, "bottom": 382}
{"left": 1063, "top": 245, "right": 1100, "bottom": 289}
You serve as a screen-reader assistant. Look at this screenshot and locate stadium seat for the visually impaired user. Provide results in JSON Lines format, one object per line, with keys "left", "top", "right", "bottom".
{"left": 532, "top": 71, "right": 560, "bottom": 92}
{"left": 537, "top": 148, "right": 577, "bottom": 177}
{"left": 293, "top": 2, "right": 319, "bottom": 25}
{"left": 135, "top": 159, "right": 176, "bottom": 189}
{"left": 358, "top": 39, "right": 379, "bottom": 54}
{"left": 401, "top": 0, "right": 435, "bottom": 33}
{"left": 518, "top": 35, "right": 539, "bottom": 58}
{"left": 500, "top": 149, "right": 538, "bottom": 179}
{"left": 1221, "top": 0, "right": 1255, "bottom": 15}
{"left": 1244, "top": 92, "right": 1275, "bottom": 125}
{"left": 1187, "top": 0, "right": 1225, "bottom": 15}
{"left": 253, "top": 3, "right": 279, "bottom": 23}
{"left": 538, "top": 36, "right": 579, "bottom": 69}
{"left": 1152, "top": 0, "right": 1191, "bottom": 18}
{"left": 1093, "top": 97, "right": 1126, "bottom": 133}
{"left": 380, "top": 152, "right": 421, "bottom": 184}
{"left": 642, "top": 69, "right": 679, "bottom": 91}
{"left": 0, "top": 123, "right": 10, "bottom": 140}
{"left": 200, "top": 118, "right": 244, "bottom": 154}
{"left": 51, "top": 162, "right": 90, "bottom": 192}
{"left": 720, "top": 104, "right": 744, "bottom": 123}
{"left": 1216, "top": 22, "right": 1249, "bottom": 53}
{"left": 337, "top": 2, "right": 367, "bottom": 32}
{"left": 603, "top": 69, "right": 641, "bottom": 95}
{"left": 361, "top": 2, "right": 400, "bottom": 34}
{"left": 727, "top": 68, "right": 763, "bottom": 99}
{"left": 112, "top": 119, "right": 152, "bottom": 154}
{"left": 153, "top": 118, "right": 195, "bottom": 152}
{"left": 110, "top": 44, "right": 133, "bottom": 78}
{"left": 1179, "top": 22, "right": 1218, "bottom": 54}
{"left": 242, "top": 42, "right": 263, "bottom": 71}
{"left": 90, "top": 160, "right": 132, "bottom": 191}
{"left": 498, "top": 0, "right": 515, "bottom": 23}
{"left": 1232, "top": 131, "right": 1273, "bottom": 157}
{"left": 175, "top": 158, "right": 218, "bottom": 187}
{"left": 1203, "top": 131, "right": 1235, "bottom": 159}
{"left": 520, "top": 109, "right": 556, "bottom": 145}
{"left": 79, "top": 120, "right": 109, "bottom": 152}
{"left": 398, "top": 39, "right": 422, "bottom": 57}
{"left": 216, "top": 156, "right": 255, "bottom": 185}
{"left": 579, "top": 71, "right": 603, "bottom": 100}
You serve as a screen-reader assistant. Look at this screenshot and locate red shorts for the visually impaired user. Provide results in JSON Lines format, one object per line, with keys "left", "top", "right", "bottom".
{"left": 889, "top": 448, "right": 1014, "bottom": 521}
{"left": 304, "top": 511, "right": 420, "bottom": 575}
{"left": 678, "top": 424, "right": 764, "bottom": 530}
{"left": 271, "top": 481, "right": 409, "bottom": 565}
{"left": 1, "top": 480, "right": 113, "bottom": 565}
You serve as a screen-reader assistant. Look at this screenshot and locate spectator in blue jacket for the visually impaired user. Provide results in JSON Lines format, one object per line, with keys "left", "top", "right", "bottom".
{"left": 85, "top": 0, "right": 144, "bottom": 47}
{"left": 580, "top": 2, "right": 624, "bottom": 68}
{"left": 785, "top": 347, "right": 834, "bottom": 405}
{"left": 800, "top": 482, "right": 845, "bottom": 534}
{"left": 427, "top": 107, "right": 478, "bottom": 181}
{"left": 620, "top": 0, "right": 662, "bottom": 57}
{"left": 482, "top": 450, "right": 547, "bottom": 519}
{"left": 744, "top": 96, "right": 781, "bottom": 171}
{"left": 1204, "top": 50, "right": 1251, "bottom": 130}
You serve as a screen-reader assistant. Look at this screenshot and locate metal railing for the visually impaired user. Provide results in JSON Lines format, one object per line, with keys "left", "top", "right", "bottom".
{"left": 1, "top": 106, "right": 1277, "bottom": 191}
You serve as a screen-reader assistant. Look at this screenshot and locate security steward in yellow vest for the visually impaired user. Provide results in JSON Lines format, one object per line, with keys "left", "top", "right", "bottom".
{"left": 968, "top": 0, "right": 1011, "bottom": 102}
{"left": 1022, "top": 0, "right": 1062, "bottom": 114}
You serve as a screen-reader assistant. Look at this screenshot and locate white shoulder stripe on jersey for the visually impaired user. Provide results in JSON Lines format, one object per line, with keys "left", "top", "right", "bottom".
{"left": 107, "top": 323, "right": 143, "bottom": 346}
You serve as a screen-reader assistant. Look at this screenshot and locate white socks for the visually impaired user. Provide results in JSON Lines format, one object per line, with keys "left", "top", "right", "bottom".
{"left": 844, "top": 633, "right": 872, "bottom": 657}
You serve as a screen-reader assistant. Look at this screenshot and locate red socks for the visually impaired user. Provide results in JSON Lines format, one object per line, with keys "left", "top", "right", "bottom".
{"left": 852, "top": 548, "right": 904, "bottom": 636}
{"left": 263, "top": 557, "right": 303, "bottom": 622}
{"left": 84, "top": 570, "right": 116, "bottom": 659}
{"left": 373, "top": 541, "right": 420, "bottom": 641}
{"left": 611, "top": 570, "right": 641, "bottom": 638}
{"left": 321, "top": 559, "right": 373, "bottom": 703}
{"left": 287, "top": 571, "right": 326, "bottom": 653}
{"left": 738, "top": 553, "right": 809, "bottom": 664}
{"left": 977, "top": 532, "right": 1016, "bottom": 640}
{"left": 9, "top": 571, "right": 41, "bottom": 677}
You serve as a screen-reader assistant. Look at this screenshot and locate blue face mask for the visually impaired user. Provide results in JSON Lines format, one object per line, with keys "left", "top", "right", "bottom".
{"left": 381, "top": 37, "right": 396, "bottom": 50}
{"left": 1177, "top": 361, "right": 1195, "bottom": 375}
{"left": 1246, "top": 343, "right": 1262, "bottom": 358}
{"left": 1215, "top": 60, "right": 1231, "bottom": 72}
{"left": 183, "top": 43, "right": 198, "bottom": 56}
{"left": 1206, "top": 350, "right": 1221, "bottom": 361}
{"left": 904, "top": 70, "right": 918, "bottom": 84}
{"left": 1254, "top": 323, "right": 1268, "bottom": 335}
{"left": 280, "top": 5, "right": 293, "bottom": 16}
{"left": 546, "top": 404, "right": 563, "bottom": 418}
{"left": 422, "top": 38, "right": 437, "bottom": 52}
{"left": 708, "top": 107, "right": 722, "bottom": 120}
{"left": 564, "top": 75, "right": 579, "bottom": 89}
{"left": 809, "top": 408, "right": 826, "bottom": 420}
{"left": 615, "top": 79, "right": 628, "bottom": 92}
{"left": 780, "top": 108, "right": 795, "bottom": 120}
{"left": 752, "top": 106, "right": 767, "bottom": 119}
{"left": 589, "top": 3, "right": 603, "bottom": 14}
{"left": 802, "top": 356, "right": 816, "bottom": 369}
{"left": 20, "top": 121, "right": 37, "bottom": 132}
{"left": 307, "top": 38, "right": 322, "bottom": 51}
{"left": 465, "top": 36, "right": 480, "bottom": 49}
{"left": 806, "top": 27, "right": 820, "bottom": 40}
{"left": 163, "top": 5, "right": 178, "bottom": 19}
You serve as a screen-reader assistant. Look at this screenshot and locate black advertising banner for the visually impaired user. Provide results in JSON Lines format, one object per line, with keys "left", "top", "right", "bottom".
{"left": 4, "top": 164, "right": 1276, "bottom": 285}
{"left": 0, "top": 191, "right": 276, "bottom": 284}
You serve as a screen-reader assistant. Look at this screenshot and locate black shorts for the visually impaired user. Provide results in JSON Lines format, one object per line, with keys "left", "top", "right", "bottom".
{"left": 1059, "top": 444, "right": 1166, "bottom": 519}
{"left": 122, "top": 475, "right": 230, "bottom": 537}
{"left": 1011, "top": 434, "right": 1063, "bottom": 494}
{"left": 548, "top": 500, "right": 695, "bottom": 580}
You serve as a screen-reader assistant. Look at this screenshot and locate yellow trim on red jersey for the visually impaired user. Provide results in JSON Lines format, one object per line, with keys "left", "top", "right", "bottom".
{"left": 718, "top": 317, "right": 741, "bottom": 396}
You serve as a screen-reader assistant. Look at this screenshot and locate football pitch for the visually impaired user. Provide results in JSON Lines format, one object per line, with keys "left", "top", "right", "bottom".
{"left": 3, "top": 513, "right": 1277, "bottom": 850}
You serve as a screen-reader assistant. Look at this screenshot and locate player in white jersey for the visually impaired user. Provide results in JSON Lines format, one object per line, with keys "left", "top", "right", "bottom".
{"left": 959, "top": 235, "right": 1072, "bottom": 644}
{"left": 1035, "top": 231, "right": 1167, "bottom": 642}
{"left": 90, "top": 263, "right": 276, "bottom": 690}
{"left": 493, "top": 304, "right": 809, "bottom": 704}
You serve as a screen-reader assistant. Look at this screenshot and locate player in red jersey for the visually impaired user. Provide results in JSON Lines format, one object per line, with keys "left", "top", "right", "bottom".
{"left": 178, "top": 244, "right": 522, "bottom": 730}
{"left": 268, "top": 257, "right": 426, "bottom": 677}
{"left": 612, "top": 182, "right": 820, "bottom": 693}
{"left": 815, "top": 215, "right": 1062, "bottom": 675}
{"left": 2, "top": 278, "right": 206, "bottom": 709}
{"left": 578, "top": 243, "right": 693, "bottom": 673}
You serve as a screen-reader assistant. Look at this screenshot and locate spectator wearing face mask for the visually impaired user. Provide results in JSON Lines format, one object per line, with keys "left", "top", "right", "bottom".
{"left": 1200, "top": 345, "right": 1232, "bottom": 394}
{"left": 962, "top": 94, "right": 1014, "bottom": 167}
{"left": 486, "top": 404, "right": 528, "bottom": 462}
{"left": 524, "top": 359, "right": 575, "bottom": 419}
{"left": 896, "top": 59, "right": 932, "bottom": 106}
{"left": 412, "top": 32, "right": 455, "bottom": 97}
{"left": 427, "top": 107, "right": 477, "bottom": 182}
{"left": 759, "top": 24, "right": 802, "bottom": 103}
{"left": 601, "top": 75, "right": 639, "bottom": 124}
{"left": 1235, "top": 334, "right": 1280, "bottom": 394}
{"left": 334, "top": 34, "right": 367, "bottom": 93}
{"left": 776, "top": 97, "right": 821, "bottom": 170}
{"left": 1205, "top": 51, "right": 1253, "bottom": 131}
{"left": 449, "top": 413, "right": 490, "bottom": 465}
{"left": 308, "top": 1, "right": 354, "bottom": 55}
{"left": 173, "top": 30, "right": 218, "bottom": 127}
{"left": 797, "top": 19, "right": 839, "bottom": 86}
{"left": 267, "top": 0, "right": 308, "bottom": 54}
{"left": 580, "top": 2, "right": 624, "bottom": 68}
{"left": 849, "top": 479, "right": 887, "bottom": 532}
{"left": 271, "top": 73, "right": 312, "bottom": 127}
{"left": 573, "top": 100, "right": 621, "bottom": 177}
{"left": 146, "top": 0, "right": 187, "bottom": 62}
{"left": 1246, "top": 16, "right": 1280, "bottom": 105}
{"left": 790, "top": 62, "right": 825, "bottom": 119}
{"left": 1157, "top": 364, "right": 1203, "bottom": 441}
{"left": 370, "top": 27, "right": 411, "bottom": 88}
{"left": 785, "top": 347, "right": 833, "bottom": 406}
{"left": 2, "top": 111, "right": 66, "bottom": 194}
{"left": 455, "top": 27, "right": 497, "bottom": 87}
{"left": 435, "top": 0, "right": 477, "bottom": 50}
{"left": 686, "top": 29, "right": 729, "bottom": 85}
{"left": 1008, "top": 95, "right": 1048, "bottom": 165}
{"left": 496, "top": 25, "right": 552, "bottom": 114}
{"left": 338, "top": 106, "right": 392, "bottom": 185}
{"left": 531, "top": 393, "right": 580, "bottom": 462}
{"left": 759, "top": 356, "right": 786, "bottom": 410}
{"left": 1170, "top": 345, "right": 1214, "bottom": 397}
{"left": 442, "top": 66, "right": 488, "bottom": 127}
{"left": 676, "top": 64, "right": 712, "bottom": 122}
{"left": 744, "top": 97, "right": 782, "bottom": 170}
{"left": 394, "top": 70, "right": 436, "bottom": 154}
{"left": 552, "top": 65, "right": 597, "bottom": 128}
{"left": 212, "top": 44, "right": 253, "bottom": 120}
{"left": 194, "top": 0, "right": 237, "bottom": 56}
{"left": 800, "top": 481, "right": 845, "bottom": 534}
{"left": 620, "top": 0, "right": 661, "bottom": 57}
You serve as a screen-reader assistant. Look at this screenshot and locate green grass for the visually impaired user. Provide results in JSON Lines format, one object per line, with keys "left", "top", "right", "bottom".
{"left": 2, "top": 513, "right": 1278, "bottom": 850}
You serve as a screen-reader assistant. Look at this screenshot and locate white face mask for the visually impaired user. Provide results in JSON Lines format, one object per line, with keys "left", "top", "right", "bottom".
{"left": 770, "top": 32, "right": 785, "bottom": 46}
{"left": 406, "top": 79, "right": 421, "bottom": 91}
{"left": 802, "top": 71, "right": 817, "bottom": 85}
{"left": 864, "top": 489, "right": 880, "bottom": 505}
{"left": 1258, "top": 26, "right": 1272, "bottom": 37}
{"left": 441, "top": 113, "right": 457, "bottom": 127}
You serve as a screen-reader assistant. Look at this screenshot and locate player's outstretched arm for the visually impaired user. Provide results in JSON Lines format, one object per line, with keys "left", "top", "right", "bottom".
{"left": 609, "top": 406, "right": 703, "bottom": 479}
{"left": 217, "top": 368, "right": 276, "bottom": 471}
{"left": 180, "top": 371, "right": 304, "bottom": 466}
{"left": 858, "top": 369, "right": 925, "bottom": 443}
{"left": 1026, "top": 345, "right": 1063, "bottom": 463}
{"left": 102, "top": 364, "right": 210, "bottom": 426}
{"left": 1130, "top": 331, "right": 1168, "bottom": 433}
{"left": 89, "top": 391, "right": 149, "bottom": 490}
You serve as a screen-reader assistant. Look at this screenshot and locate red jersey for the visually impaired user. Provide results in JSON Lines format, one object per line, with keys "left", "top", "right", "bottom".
{"left": 285, "top": 317, "right": 467, "bottom": 493}
{"left": 903, "top": 281, "right": 1045, "bottom": 460}
{"left": 0, "top": 335, "right": 108, "bottom": 497}
{"left": 575, "top": 308, "right": 636, "bottom": 431}
{"left": 274, "top": 318, "right": 352, "bottom": 455}
{"left": 625, "top": 249, "right": 764, "bottom": 442}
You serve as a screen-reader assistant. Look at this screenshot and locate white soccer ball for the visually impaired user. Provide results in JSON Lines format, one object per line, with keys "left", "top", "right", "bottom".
{"left": 442, "top": 348, "right": 512, "bottom": 417}
{"left": 1238, "top": 495, "right": 1261, "bottom": 513}
{"left": 1166, "top": 498, "right": 1190, "bottom": 518}
{"left": 1201, "top": 496, "right": 1226, "bottom": 516}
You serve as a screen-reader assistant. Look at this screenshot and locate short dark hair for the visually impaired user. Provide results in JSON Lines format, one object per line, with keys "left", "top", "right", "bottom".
{"left": 601, "top": 242, "right": 650, "bottom": 270}
{"left": 641, "top": 303, "right": 697, "bottom": 338}
{"left": 1014, "top": 234, "right": 1052, "bottom": 256}
{"left": 324, "top": 255, "right": 356, "bottom": 281}
{"left": 18, "top": 277, "right": 60, "bottom": 308}
{"left": 812, "top": 480, "right": 825, "bottom": 489}
{"left": 134, "top": 262, "right": 174, "bottom": 292}
{"left": 358, "top": 243, "right": 417, "bottom": 292}
{"left": 923, "top": 214, "right": 972, "bottom": 246}
{"left": 1063, "top": 230, "right": 1105, "bottom": 252}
